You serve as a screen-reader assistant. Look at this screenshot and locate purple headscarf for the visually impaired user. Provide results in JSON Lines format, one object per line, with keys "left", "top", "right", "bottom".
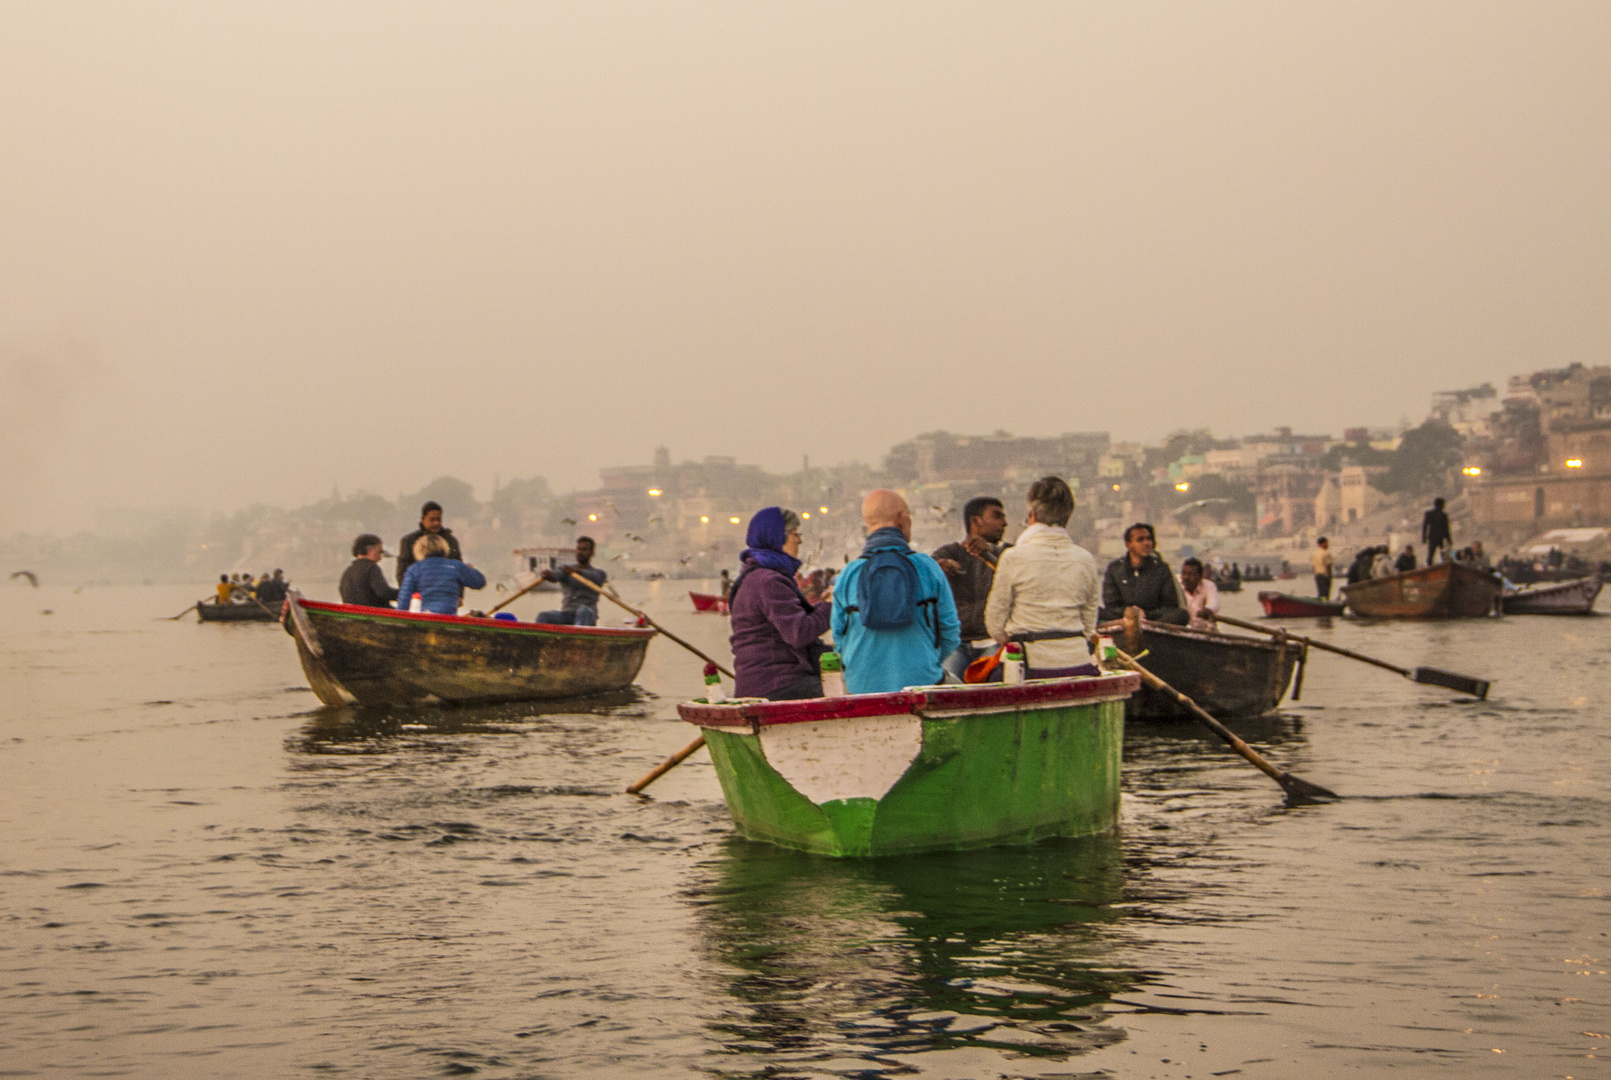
{"left": 740, "top": 507, "right": 801, "bottom": 576}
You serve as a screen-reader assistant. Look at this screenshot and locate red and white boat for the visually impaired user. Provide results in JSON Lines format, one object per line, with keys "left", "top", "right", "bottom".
{"left": 1257, "top": 591, "right": 1346, "bottom": 617}
{"left": 690, "top": 591, "right": 729, "bottom": 614}
{"left": 1501, "top": 576, "right": 1603, "bottom": 615}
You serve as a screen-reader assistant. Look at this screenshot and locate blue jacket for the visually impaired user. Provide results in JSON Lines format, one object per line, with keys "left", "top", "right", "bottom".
{"left": 831, "top": 527, "right": 961, "bottom": 694}
{"left": 397, "top": 556, "right": 486, "bottom": 615}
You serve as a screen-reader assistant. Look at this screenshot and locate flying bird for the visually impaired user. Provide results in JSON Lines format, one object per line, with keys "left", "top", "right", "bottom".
{"left": 625, "top": 533, "right": 645, "bottom": 543}
{"left": 561, "top": 517, "right": 577, "bottom": 526}
{"left": 10, "top": 570, "right": 38, "bottom": 587}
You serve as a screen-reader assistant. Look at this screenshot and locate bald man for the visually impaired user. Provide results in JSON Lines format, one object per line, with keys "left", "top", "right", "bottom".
{"left": 830, "top": 490, "right": 961, "bottom": 693}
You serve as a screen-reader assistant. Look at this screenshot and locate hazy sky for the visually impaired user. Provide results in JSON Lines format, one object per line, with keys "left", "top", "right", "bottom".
{"left": 3, "top": 2, "right": 1607, "bottom": 533}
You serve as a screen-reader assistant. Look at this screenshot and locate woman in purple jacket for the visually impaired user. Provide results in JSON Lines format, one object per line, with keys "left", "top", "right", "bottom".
{"left": 728, "top": 507, "right": 832, "bottom": 700}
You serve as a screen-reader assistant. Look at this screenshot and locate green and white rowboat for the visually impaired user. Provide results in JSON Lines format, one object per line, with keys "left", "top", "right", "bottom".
{"left": 677, "top": 673, "right": 1140, "bottom": 857}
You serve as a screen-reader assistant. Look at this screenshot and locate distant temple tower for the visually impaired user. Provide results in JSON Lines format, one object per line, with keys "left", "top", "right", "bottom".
{"left": 654, "top": 446, "right": 670, "bottom": 468}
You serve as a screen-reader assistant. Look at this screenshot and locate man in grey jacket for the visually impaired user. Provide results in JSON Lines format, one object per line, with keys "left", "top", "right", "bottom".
{"left": 339, "top": 534, "right": 399, "bottom": 608}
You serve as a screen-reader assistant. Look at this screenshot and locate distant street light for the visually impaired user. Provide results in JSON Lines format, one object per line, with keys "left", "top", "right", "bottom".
{"left": 1566, "top": 459, "right": 1584, "bottom": 468}
{"left": 1175, "top": 482, "right": 1190, "bottom": 492}
{"left": 1462, "top": 466, "right": 1482, "bottom": 476}
{"left": 700, "top": 516, "right": 709, "bottom": 523}
{"left": 729, "top": 517, "right": 741, "bottom": 524}
{"left": 648, "top": 488, "right": 662, "bottom": 496}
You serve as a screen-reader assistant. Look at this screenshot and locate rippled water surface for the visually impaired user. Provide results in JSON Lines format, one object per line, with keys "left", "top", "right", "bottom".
{"left": 2, "top": 581, "right": 1607, "bottom": 1078}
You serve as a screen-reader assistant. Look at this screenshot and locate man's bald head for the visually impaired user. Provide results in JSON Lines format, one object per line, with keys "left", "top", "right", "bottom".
{"left": 862, "top": 489, "right": 912, "bottom": 539}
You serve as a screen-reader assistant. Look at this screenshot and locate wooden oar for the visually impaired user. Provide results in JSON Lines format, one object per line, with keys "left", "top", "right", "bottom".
{"left": 164, "top": 601, "right": 201, "bottom": 620}
{"left": 485, "top": 576, "right": 544, "bottom": 616}
{"left": 558, "top": 571, "right": 735, "bottom": 795}
{"left": 562, "top": 571, "right": 733, "bottom": 678}
{"left": 1213, "top": 613, "right": 1489, "bottom": 699}
{"left": 626, "top": 735, "right": 708, "bottom": 795}
{"left": 1112, "top": 646, "right": 1339, "bottom": 803}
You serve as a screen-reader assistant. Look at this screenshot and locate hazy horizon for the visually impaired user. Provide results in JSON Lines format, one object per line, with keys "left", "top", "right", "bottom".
{"left": 4, "top": 2, "right": 1607, "bottom": 534}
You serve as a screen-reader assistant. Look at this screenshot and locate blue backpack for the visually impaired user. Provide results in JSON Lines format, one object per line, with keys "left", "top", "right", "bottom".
{"left": 850, "top": 545, "right": 941, "bottom": 645}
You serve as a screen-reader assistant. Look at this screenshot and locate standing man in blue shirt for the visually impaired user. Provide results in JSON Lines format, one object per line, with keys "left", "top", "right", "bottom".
{"left": 831, "top": 490, "right": 961, "bottom": 694}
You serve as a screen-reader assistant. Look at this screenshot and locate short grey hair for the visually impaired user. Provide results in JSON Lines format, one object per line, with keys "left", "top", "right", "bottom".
{"left": 780, "top": 509, "right": 802, "bottom": 534}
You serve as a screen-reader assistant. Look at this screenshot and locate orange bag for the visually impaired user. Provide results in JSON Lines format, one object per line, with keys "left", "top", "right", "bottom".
{"left": 963, "top": 644, "right": 1006, "bottom": 684}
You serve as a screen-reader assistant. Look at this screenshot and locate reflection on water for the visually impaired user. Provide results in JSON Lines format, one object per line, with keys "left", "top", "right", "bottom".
{"left": 691, "top": 836, "right": 1142, "bottom": 1075}
{"left": 293, "top": 689, "right": 652, "bottom": 750}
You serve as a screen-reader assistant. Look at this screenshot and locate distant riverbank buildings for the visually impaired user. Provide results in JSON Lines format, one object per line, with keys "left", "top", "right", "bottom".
{"left": 1462, "top": 364, "right": 1611, "bottom": 527}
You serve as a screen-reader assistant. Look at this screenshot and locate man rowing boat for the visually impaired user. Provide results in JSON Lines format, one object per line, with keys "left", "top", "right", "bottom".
{"left": 536, "top": 536, "right": 607, "bottom": 626}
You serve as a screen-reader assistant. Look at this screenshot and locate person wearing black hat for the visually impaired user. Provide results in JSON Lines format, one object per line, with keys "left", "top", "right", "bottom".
{"left": 396, "top": 501, "right": 461, "bottom": 583}
{"left": 340, "top": 533, "right": 400, "bottom": 608}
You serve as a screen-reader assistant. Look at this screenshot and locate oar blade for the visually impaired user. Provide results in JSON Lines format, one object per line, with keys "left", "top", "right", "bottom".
{"left": 1277, "top": 771, "right": 1341, "bottom": 803}
{"left": 1410, "top": 666, "right": 1489, "bottom": 699}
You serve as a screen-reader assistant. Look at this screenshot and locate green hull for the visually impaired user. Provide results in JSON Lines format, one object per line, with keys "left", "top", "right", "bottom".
{"left": 683, "top": 678, "right": 1134, "bottom": 857}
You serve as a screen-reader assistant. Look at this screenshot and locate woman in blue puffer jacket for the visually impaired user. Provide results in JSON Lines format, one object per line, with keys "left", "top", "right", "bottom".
{"left": 396, "top": 533, "right": 486, "bottom": 614}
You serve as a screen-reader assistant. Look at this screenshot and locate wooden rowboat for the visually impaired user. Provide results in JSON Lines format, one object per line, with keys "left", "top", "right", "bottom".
{"left": 1342, "top": 562, "right": 1500, "bottom": 618}
{"left": 679, "top": 674, "right": 1139, "bottom": 857}
{"left": 281, "top": 591, "right": 656, "bottom": 707}
{"left": 1501, "top": 576, "right": 1603, "bottom": 615}
{"left": 197, "top": 599, "right": 278, "bottom": 622}
{"left": 689, "top": 591, "right": 729, "bottom": 614}
{"left": 1100, "top": 619, "right": 1300, "bottom": 720}
{"left": 1258, "top": 591, "right": 1346, "bottom": 617}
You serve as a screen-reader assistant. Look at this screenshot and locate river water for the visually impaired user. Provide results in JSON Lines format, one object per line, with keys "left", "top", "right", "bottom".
{"left": 1, "top": 579, "right": 1606, "bottom": 1078}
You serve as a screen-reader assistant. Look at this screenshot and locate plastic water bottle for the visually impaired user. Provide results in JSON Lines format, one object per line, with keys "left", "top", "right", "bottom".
{"left": 703, "top": 662, "right": 726, "bottom": 703}
{"left": 820, "top": 651, "right": 847, "bottom": 697}
{"left": 1002, "top": 643, "right": 1026, "bottom": 685}
{"left": 409, "top": 593, "right": 423, "bottom": 613}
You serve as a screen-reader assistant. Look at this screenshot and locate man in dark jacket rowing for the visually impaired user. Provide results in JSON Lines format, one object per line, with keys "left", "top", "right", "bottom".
{"left": 536, "top": 536, "right": 607, "bottom": 626}
{"left": 395, "top": 501, "right": 461, "bottom": 583}
{"left": 340, "top": 533, "right": 399, "bottom": 608}
{"left": 1099, "top": 522, "right": 1188, "bottom": 625}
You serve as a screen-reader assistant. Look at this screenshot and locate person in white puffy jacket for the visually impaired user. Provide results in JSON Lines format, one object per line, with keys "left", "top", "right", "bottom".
{"left": 983, "top": 476, "right": 1102, "bottom": 676}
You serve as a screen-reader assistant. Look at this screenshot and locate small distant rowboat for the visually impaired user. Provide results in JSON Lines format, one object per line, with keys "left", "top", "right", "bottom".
{"left": 1501, "top": 576, "right": 1602, "bottom": 615}
{"left": 197, "top": 599, "right": 278, "bottom": 622}
{"left": 281, "top": 591, "right": 655, "bottom": 707}
{"left": 1099, "top": 619, "right": 1300, "bottom": 720}
{"left": 1212, "top": 577, "right": 1243, "bottom": 593}
{"left": 689, "top": 591, "right": 729, "bottom": 614}
{"left": 1258, "top": 591, "right": 1346, "bottom": 617}
{"left": 680, "top": 674, "right": 1140, "bottom": 857}
{"left": 1342, "top": 562, "right": 1500, "bottom": 618}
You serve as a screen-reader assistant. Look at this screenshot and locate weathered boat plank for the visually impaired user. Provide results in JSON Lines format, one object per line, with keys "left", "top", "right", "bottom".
{"left": 283, "top": 593, "right": 654, "bottom": 707}
{"left": 1342, "top": 562, "right": 1499, "bottom": 618}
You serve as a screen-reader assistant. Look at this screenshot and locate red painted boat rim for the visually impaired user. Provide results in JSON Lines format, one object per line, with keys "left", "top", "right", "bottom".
{"left": 296, "top": 598, "right": 657, "bottom": 638}
{"left": 678, "top": 672, "right": 1141, "bottom": 728}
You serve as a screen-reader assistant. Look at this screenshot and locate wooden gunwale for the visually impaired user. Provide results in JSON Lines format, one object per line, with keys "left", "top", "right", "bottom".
{"left": 679, "top": 674, "right": 1141, "bottom": 729}
{"left": 296, "top": 598, "right": 655, "bottom": 640}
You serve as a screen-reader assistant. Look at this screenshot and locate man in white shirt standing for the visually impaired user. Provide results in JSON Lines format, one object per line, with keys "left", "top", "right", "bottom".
{"left": 983, "top": 476, "right": 1101, "bottom": 676}
{"left": 1179, "top": 557, "right": 1220, "bottom": 630}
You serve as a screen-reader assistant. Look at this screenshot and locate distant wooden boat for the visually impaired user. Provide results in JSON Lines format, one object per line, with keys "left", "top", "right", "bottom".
{"left": 1258, "top": 591, "right": 1346, "bottom": 617}
{"left": 281, "top": 591, "right": 655, "bottom": 707}
{"left": 689, "top": 591, "right": 729, "bottom": 614}
{"left": 1342, "top": 562, "right": 1500, "bottom": 618}
{"left": 681, "top": 673, "right": 1140, "bottom": 857}
{"left": 1213, "top": 577, "right": 1243, "bottom": 593}
{"left": 197, "top": 599, "right": 278, "bottom": 622}
{"left": 1501, "top": 576, "right": 1602, "bottom": 615}
{"left": 1099, "top": 619, "right": 1300, "bottom": 720}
